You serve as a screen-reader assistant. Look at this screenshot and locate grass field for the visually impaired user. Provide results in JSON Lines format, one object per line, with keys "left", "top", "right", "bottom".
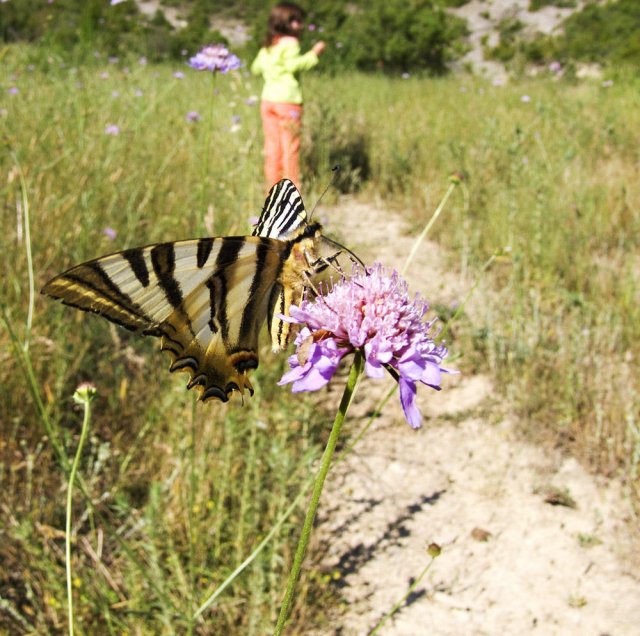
{"left": 1, "top": 45, "right": 639, "bottom": 633}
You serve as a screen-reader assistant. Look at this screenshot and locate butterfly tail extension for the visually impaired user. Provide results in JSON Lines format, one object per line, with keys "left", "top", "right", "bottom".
{"left": 161, "top": 330, "right": 257, "bottom": 403}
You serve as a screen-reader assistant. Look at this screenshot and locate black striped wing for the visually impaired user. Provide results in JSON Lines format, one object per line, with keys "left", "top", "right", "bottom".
{"left": 253, "top": 179, "right": 308, "bottom": 240}
{"left": 42, "top": 236, "right": 289, "bottom": 402}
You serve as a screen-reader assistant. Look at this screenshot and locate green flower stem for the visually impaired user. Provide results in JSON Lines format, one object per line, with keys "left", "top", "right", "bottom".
{"left": 198, "top": 73, "right": 217, "bottom": 235}
{"left": 274, "top": 351, "right": 365, "bottom": 635}
{"left": 401, "top": 180, "right": 457, "bottom": 276}
{"left": 368, "top": 547, "right": 440, "bottom": 636}
{"left": 438, "top": 252, "right": 497, "bottom": 343}
{"left": 66, "top": 389, "right": 94, "bottom": 636}
{"left": 10, "top": 154, "right": 35, "bottom": 349}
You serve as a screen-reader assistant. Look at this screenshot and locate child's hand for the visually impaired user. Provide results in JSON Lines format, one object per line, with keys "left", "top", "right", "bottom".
{"left": 312, "top": 41, "right": 326, "bottom": 56}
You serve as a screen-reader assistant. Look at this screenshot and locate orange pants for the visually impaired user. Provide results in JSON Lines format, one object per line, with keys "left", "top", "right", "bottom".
{"left": 260, "top": 101, "right": 303, "bottom": 190}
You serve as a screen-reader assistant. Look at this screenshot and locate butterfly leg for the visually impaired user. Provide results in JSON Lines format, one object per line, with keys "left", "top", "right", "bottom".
{"left": 309, "top": 251, "right": 344, "bottom": 276}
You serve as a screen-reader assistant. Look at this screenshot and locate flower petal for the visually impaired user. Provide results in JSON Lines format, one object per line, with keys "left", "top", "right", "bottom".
{"left": 364, "top": 358, "right": 386, "bottom": 379}
{"left": 420, "top": 361, "right": 442, "bottom": 388}
{"left": 399, "top": 378, "right": 422, "bottom": 429}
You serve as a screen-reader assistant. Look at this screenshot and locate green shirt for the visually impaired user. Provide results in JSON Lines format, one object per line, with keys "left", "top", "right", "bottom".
{"left": 251, "top": 37, "right": 319, "bottom": 104}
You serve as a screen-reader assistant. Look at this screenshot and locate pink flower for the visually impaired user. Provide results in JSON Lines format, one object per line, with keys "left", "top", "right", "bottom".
{"left": 279, "top": 263, "right": 451, "bottom": 428}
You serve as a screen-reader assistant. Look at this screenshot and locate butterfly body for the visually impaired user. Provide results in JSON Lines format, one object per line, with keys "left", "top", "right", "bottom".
{"left": 42, "top": 180, "right": 324, "bottom": 403}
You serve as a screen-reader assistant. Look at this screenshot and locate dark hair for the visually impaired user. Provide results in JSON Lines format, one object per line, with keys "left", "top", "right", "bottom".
{"left": 264, "top": 2, "right": 306, "bottom": 47}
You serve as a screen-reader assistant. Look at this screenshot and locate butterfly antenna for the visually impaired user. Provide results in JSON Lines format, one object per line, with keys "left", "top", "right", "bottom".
{"left": 322, "top": 235, "right": 366, "bottom": 268}
{"left": 308, "top": 165, "right": 341, "bottom": 221}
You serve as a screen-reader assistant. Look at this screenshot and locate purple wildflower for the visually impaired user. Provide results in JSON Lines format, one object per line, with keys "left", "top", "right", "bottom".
{"left": 520, "top": 94, "right": 531, "bottom": 103}
{"left": 188, "top": 44, "right": 241, "bottom": 74}
{"left": 548, "top": 61, "right": 562, "bottom": 74}
{"left": 185, "top": 110, "right": 201, "bottom": 123}
{"left": 230, "top": 114, "right": 241, "bottom": 132}
{"left": 104, "top": 124, "right": 120, "bottom": 136}
{"left": 279, "top": 263, "right": 451, "bottom": 428}
{"left": 173, "top": 71, "right": 185, "bottom": 79}
{"left": 8, "top": 87, "right": 19, "bottom": 95}
{"left": 102, "top": 227, "right": 117, "bottom": 240}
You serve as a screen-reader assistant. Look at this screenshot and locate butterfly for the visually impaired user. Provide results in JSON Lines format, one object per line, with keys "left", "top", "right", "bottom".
{"left": 42, "top": 179, "right": 339, "bottom": 403}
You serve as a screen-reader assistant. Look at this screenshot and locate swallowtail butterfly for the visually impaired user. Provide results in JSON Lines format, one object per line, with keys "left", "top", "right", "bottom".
{"left": 42, "top": 179, "right": 334, "bottom": 402}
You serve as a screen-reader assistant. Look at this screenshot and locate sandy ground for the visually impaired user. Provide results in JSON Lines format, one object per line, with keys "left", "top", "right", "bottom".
{"left": 308, "top": 198, "right": 640, "bottom": 635}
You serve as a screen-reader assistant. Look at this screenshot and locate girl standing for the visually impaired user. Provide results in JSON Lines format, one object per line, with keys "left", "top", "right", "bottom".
{"left": 251, "top": 2, "right": 325, "bottom": 190}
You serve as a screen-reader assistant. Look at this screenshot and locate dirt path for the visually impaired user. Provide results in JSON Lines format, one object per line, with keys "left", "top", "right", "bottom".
{"left": 311, "top": 197, "right": 640, "bottom": 635}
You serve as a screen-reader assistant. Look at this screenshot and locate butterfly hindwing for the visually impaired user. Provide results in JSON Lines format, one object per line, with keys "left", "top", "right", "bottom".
{"left": 43, "top": 236, "right": 289, "bottom": 401}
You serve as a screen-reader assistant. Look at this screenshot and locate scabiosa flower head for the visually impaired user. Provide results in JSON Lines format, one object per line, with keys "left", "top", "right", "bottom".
{"left": 188, "top": 44, "right": 241, "bottom": 74}
{"left": 185, "top": 110, "right": 201, "bottom": 123}
{"left": 73, "top": 381, "right": 96, "bottom": 405}
{"left": 279, "top": 263, "right": 451, "bottom": 428}
{"left": 104, "top": 124, "right": 120, "bottom": 135}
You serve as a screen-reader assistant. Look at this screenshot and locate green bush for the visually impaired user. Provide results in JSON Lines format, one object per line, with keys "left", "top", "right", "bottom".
{"left": 485, "top": 17, "right": 524, "bottom": 63}
{"left": 337, "top": 0, "right": 468, "bottom": 73}
{"left": 526, "top": 0, "right": 640, "bottom": 66}
{"left": 561, "top": 0, "right": 640, "bottom": 64}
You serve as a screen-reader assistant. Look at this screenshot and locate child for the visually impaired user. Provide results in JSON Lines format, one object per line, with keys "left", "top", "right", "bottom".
{"left": 251, "top": 2, "right": 325, "bottom": 190}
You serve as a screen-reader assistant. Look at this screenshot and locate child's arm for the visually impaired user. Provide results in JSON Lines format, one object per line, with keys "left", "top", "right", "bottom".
{"left": 282, "top": 39, "right": 325, "bottom": 72}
